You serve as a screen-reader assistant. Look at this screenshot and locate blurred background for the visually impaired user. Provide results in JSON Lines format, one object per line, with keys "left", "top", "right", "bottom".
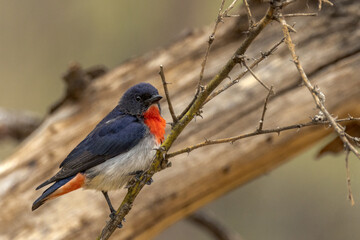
{"left": 0, "top": 1, "right": 359, "bottom": 239}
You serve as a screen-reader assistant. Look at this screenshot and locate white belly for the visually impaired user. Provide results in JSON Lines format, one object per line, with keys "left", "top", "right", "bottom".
{"left": 83, "top": 134, "right": 158, "bottom": 191}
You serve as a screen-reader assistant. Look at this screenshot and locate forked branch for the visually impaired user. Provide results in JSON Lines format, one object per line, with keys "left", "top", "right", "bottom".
{"left": 167, "top": 117, "right": 360, "bottom": 158}
{"left": 97, "top": 1, "right": 359, "bottom": 239}
{"left": 277, "top": 12, "right": 360, "bottom": 160}
{"left": 97, "top": 3, "right": 276, "bottom": 239}
{"left": 205, "top": 37, "right": 284, "bottom": 104}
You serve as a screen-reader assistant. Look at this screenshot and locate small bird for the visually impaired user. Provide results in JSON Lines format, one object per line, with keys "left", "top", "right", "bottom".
{"left": 32, "top": 83, "right": 166, "bottom": 219}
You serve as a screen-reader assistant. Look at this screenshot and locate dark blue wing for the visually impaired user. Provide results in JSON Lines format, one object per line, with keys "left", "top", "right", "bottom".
{"left": 60, "top": 114, "right": 145, "bottom": 167}
{"left": 36, "top": 112, "right": 146, "bottom": 189}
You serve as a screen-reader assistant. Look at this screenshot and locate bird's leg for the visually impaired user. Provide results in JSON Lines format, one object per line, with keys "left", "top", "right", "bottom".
{"left": 102, "top": 191, "right": 123, "bottom": 228}
{"left": 128, "top": 170, "right": 153, "bottom": 185}
{"left": 102, "top": 191, "right": 116, "bottom": 213}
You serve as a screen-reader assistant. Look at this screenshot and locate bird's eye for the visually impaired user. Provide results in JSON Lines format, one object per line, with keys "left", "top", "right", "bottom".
{"left": 136, "top": 96, "right": 141, "bottom": 102}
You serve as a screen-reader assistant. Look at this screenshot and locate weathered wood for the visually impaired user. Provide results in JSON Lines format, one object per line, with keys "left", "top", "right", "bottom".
{"left": 0, "top": 108, "right": 41, "bottom": 141}
{"left": 0, "top": 1, "right": 359, "bottom": 239}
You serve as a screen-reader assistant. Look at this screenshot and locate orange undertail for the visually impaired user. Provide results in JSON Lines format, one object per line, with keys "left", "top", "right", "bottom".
{"left": 32, "top": 173, "right": 85, "bottom": 211}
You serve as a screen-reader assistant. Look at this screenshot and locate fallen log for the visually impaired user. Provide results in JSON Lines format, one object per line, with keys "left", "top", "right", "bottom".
{"left": 0, "top": 0, "right": 359, "bottom": 239}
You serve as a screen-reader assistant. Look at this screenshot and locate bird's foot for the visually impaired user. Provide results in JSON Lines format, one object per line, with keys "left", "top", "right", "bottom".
{"left": 152, "top": 146, "right": 169, "bottom": 170}
{"left": 109, "top": 211, "right": 125, "bottom": 228}
{"left": 128, "top": 170, "right": 143, "bottom": 180}
{"left": 146, "top": 177, "right": 153, "bottom": 185}
{"left": 128, "top": 170, "right": 153, "bottom": 185}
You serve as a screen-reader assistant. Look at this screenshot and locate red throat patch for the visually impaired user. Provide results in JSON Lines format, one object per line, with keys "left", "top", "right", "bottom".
{"left": 143, "top": 105, "right": 166, "bottom": 143}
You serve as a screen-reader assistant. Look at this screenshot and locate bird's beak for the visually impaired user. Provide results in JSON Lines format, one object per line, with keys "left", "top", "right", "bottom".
{"left": 145, "top": 95, "right": 163, "bottom": 105}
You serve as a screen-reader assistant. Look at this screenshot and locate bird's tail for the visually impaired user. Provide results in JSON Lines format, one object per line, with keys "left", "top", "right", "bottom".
{"left": 32, "top": 173, "right": 85, "bottom": 211}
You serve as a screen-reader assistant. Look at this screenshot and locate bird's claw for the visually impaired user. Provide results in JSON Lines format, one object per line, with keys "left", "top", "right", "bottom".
{"left": 131, "top": 170, "right": 144, "bottom": 180}
{"left": 109, "top": 211, "right": 125, "bottom": 228}
{"left": 109, "top": 211, "right": 116, "bottom": 219}
{"left": 128, "top": 170, "right": 154, "bottom": 185}
{"left": 146, "top": 178, "right": 153, "bottom": 185}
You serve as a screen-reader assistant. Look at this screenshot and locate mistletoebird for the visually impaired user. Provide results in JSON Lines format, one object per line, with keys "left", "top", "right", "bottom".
{"left": 32, "top": 83, "right": 166, "bottom": 219}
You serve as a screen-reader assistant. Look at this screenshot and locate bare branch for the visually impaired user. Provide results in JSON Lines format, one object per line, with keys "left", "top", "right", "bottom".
{"left": 242, "top": 59, "right": 272, "bottom": 92}
{"left": 318, "top": 0, "right": 334, "bottom": 10}
{"left": 188, "top": 210, "right": 243, "bottom": 240}
{"left": 273, "top": 18, "right": 297, "bottom": 33}
{"left": 257, "top": 86, "right": 274, "bottom": 131}
{"left": 243, "top": 0, "right": 254, "bottom": 28}
{"left": 205, "top": 38, "right": 284, "bottom": 104}
{"left": 98, "top": 4, "right": 276, "bottom": 239}
{"left": 159, "top": 65, "right": 178, "bottom": 124}
{"left": 167, "top": 118, "right": 360, "bottom": 159}
{"left": 197, "top": 0, "right": 226, "bottom": 92}
{"left": 180, "top": 0, "right": 239, "bottom": 121}
{"left": 283, "top": 13, "right": 317, "bottom": 18}
{"left": 223, "top": 0, "right": 238, "bottom": 17}
{"left": 277, "top": 12, "right": 360, "bottom": 160}
{"left": 345, "top": 148, "right": 355, "bottom": 206}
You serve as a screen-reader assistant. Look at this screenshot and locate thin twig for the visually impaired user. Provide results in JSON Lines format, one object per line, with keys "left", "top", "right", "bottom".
{"left": 225, "top": 14, "right": 240, "bottom": 18}
{"left": 188, "top": 210, "right": 243, "bottom": 240}
{"left": 318, "top": 0, "right": 334, "bottom": 10}
{"left": 181, "top": 0, "right": 239, "bottom": 120}
{"left": 223, "top": 0, "right": 238, "bottom": 16}
{"left": 345, "top": 148, "right": 355, "bottom": 206}
{"left": 167, "top": 117, "right": 360, "bottom": 158}
{"left": 257, "top": 86, "right": 274, "bottom": 131}
{"left": 159, "top": 65, "right": 178, "bottom": 124}
{"left": 283, "top": 13, "right": 317, "bottom": 18}
{"left": 197, "top": 0, "right": 226, "bottom": 92}
{"left": 198, "top": 0, "right": 239, "bottom": 88}
{"left": 205, "top": 38, "right": 284, "bottom": 104}
{"left": 277, "top": 12, "right": 360, "bottom": 160}
{"left": 345, "top": 132, "right": 360, "bottom": 147}
{"left": 242, "top": 60, "right": 272, "bottom": 92}
{"left": 243, "top": 0, "right": 254, "bottom": 28}
{"left": 273, "top": 18, "right": 297, "bottom": 33}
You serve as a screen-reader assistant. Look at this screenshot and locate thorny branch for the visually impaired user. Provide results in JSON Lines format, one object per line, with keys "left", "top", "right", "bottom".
{"left": 205, "top": 37, "right": 284, "bottom": 105}
{"left": 257, "top": 86, "right": 274, "bottom": 131}
{"left": 275, "top": 2, "right": 359, "bottom": 204}
{"left": 98, "top": 3, "right": 275, "bottom": 239}
{"left": 167, "top": 117, "right": 360, "bottom": 159}
{"left": 97, "top": 1, "right": 360, "bottom": 239}
{"left": 277, "top": 11, "right": 360, "bottom": 160}
{"left": 197, "top": 0, "right": 226, "bottom": 92}
{"left": 180, "top": 0, "right": 239, "bottom": 120}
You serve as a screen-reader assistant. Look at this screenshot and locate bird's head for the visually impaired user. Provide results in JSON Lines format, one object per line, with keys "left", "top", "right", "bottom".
{"left": 118, "top": 83, "right": 163, "bottom": 116}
